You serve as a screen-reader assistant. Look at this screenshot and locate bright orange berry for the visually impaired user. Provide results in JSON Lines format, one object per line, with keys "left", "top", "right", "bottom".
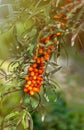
{"left": 24, "top": 88, "right": 28, "bottom": 93}
{"left": 56, "top": 32, "right": 61, "bottom": 36}
{"left": 28, "top": 66, "right": 33, "bottom": 71}
{"left": 44, "top": 54, "right": 49, "bottom": 60}
{"left": 28, "top": 86, "right": 32, "bottom": 90}
{"left": 30, "top": 72, "right": 34, "bottom": 76}
{"left": 36, "top": 58, "right": 41, "bottom": 63}
{"left": 38, "top": 69, "right": 43, "bottom": 74}
{"left": 40, "top": 57, "right": 44, "bottom": 62}
{"left": 25, "top": 84, "right": 29, "bottom": 88}
{"left": 38, "top": 48, "right": 43, "bottom": 54}
{"left": 33, "top": 87, "right": 40, "bottom": 92}
{"left": 27, "top": 80, "right": 32, "bottom": 85}
{"left": 33, "top": 75, "right": 37, "bottom": 80}
{"left": 34, "top": 68, "right": 38, "bottom": 73}
{"left": 54, "top": 15, "right": 60, "bottom": 19}
{"left": 29, "top": 90, "right": 34, "bottom": 95}
{"left": 32, "top": 63, "right": 37, "bottom": 68}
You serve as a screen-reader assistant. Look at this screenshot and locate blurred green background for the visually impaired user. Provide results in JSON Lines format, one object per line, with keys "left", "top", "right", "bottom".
{"left": 0, "top": 0, "right": 84, "bottom": 130}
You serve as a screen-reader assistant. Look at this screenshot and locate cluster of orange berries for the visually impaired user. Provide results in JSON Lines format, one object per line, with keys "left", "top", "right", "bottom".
{"left": 53, "top": 0, "right": 81, "bottom": 27}
{"left": 23, "top": 0, "right": 80, "bottom": 96}
{"left": 53, "top": 9, "right": 70, "bottom": 27}
{"left": 23, "top": 0, "right": 78, "bottom": 96}
{"left": 23, "top": 32, "right": 60, "bottom": 95}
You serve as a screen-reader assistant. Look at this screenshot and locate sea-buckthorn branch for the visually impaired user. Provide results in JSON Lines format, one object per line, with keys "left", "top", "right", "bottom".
{"left": 23, "top": 32, "right": 61, "bottom": 95}
{"left": 0, "top": 0, "right": 83, "bottom": 101}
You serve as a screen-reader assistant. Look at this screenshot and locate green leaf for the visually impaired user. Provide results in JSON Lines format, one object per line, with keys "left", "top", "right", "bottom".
{"left": 0, "top": 68, "right": 7, "bottom": 76}
{"left": 5, "top": 111, "right": 20, "bottom": 120}
{"left": 21, "top": 110, "right": 33, "bottom": 130}
{"left": 45, "top": 41, "right": 52, "bottom": 47}
{"left": 22, "top": 118, "right": 27, "bottom": 130}
{"left": 28, "top": 43, "right": 35, "bottom": 55}
{"left": 48, "top": 61, "right": 59, "bottom": 67}
{"left": 21, "top": 111, "right": 29, "bottom": 130}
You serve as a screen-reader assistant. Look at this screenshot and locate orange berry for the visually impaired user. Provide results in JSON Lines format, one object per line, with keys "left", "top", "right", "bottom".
{"left": 32, "top": 56, "right": 37, "bottom": 60}
{"left": 29, "top": 76, "right": 33, "bottom": 80}
{"left": 44, "top": 39, "right": 49, "bottom": 44}
{"left": 28, "top": 86, "right": 32, "bottom": 90}
{"left": 40, "top": 77, "right": 43, "bottom": 81}
{"left": 37, "top": 82, "right": 42, "bottom": 87}
{"left": 33, "top": 87, "right": 40, "bottom": 92}
{"left": 30, "top": 83, "right": 34, "bottom": 87}
{"left": 56, "top": 32, "right": 61, "bottom": 36}
{"left": 34, "top": 83, "right": 38, "bottom": 87}
{"left": 61, "top": 22, "right": 65, "bottom": 26}
{"left": 47, "top": 49, "right": 51, "bottom": 54}
{"left": 53, "top": 15, "right": 60, "bottom": 19}
{"left": 25, "top": 84, "right": 29, "bottom": 88}
{"left": 37, "top": 76, "right": 43, "bottom": 83}
{"left": 44, "top": 51, "right": 48, "bottom": 55}
{"left": 57, "top": 21, "right": 65, "bottom": 26}
{"left": 38, "top": 48, "right": 43, "bottom": 54}
{"left": 37, "top": 80, "right": 41, "bottom": 84}
{"left": 44, "top": 36, "right": 50, "bottom": 43}
{"left": 36, "top": 58, "right": 41, "bottom": 63}
{"left": 27, "top": 80, "right": 32, "bottom": 85}
{"left": 32, "top": 63, "right": 37, "bottom": 68}
{"left": 34, "top": 68, "right": 38, "bottom": 73}
{"left": 35, "top": 73, "right": 39, "bottom": 76}
{"left": 38, "top": 76, "right": 43, "bottom": 81}
{"left": 41, "top": 68, "right": 44, "bottom": 72}
{"left": 40, "top": 57, "right": 44, "bottom": 62}
{"left": 24, "top": 88, "right": 28, "bottom": 93}
{"left": 38, "top": 69, "right": 43, "bottom": 74}
{"left": 28, "top": 66, "right": 33, "bottom": 71}
{"left": 37, "top": 76, "right": 40, "bottom": 80}
{"left": 33, "top": 75, "right": 37, "bottom": 80}
{"left": 30, "top": 72, "right": 34, "bottom": 76}
{"left": 40, "top": 63, "right": 45, "bottom": 67}
{"left": 44, "top": 54, "right": 49, "bottom": 60}
{"left": 29, "top": 90, "right": 34, "bottom": 95}
{"left": 32, "top": 80, "right": 36, "bottom": 84}
{"left": 25, "top": 76, "right": 29, "bottom": 80}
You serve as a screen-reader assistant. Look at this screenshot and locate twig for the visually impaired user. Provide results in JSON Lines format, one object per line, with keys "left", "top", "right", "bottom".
{"left": 0, "top": 88, "right": 21, "bottom": 98}
{"left": 35, "top": 0, "right": 42, "bottom": 8}
{"left": 56, "top": 0, "right": 60, "bottom": 7}
{"left": 30, "top": 93, "right": 41, "bottom": 113}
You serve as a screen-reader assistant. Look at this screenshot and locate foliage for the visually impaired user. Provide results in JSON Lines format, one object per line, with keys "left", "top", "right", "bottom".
{"left": 0, "top": 0, "right": 84, "bottom": 129}
{"left": 32, "top": 92, "right": 84, "bottom": 130}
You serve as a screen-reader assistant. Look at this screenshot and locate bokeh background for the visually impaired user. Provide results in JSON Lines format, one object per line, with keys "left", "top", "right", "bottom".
{"left": 0, "top": 0, "right": 84, "bottom": 130}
